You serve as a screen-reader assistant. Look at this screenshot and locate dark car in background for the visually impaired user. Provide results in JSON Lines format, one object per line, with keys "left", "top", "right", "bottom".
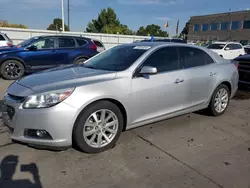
{"left": 0, "top": 35, "right": 104, "bottom": 80}
{"left": 234, "top": 54, "right": 250, "bottom": 87}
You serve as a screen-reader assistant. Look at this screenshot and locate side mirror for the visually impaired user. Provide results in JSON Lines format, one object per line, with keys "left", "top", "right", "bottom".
{"left": 27, "top": 45, "right": 37, "bottom": 51}
{"left": 225, "top": 47, "right": 230, "bottom": 51}
{"left": 139, "top": 66, "right": 157, "bottom": 75}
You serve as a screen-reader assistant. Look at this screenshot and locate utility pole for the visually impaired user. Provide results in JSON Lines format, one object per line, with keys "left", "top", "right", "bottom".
{"left": 61, "top": 0, "right": 65, "bottom": 32}
{"left": 68, "top": 0, "right": 70, "bottom": 30}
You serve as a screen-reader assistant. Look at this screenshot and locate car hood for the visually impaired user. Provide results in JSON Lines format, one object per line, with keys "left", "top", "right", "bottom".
{"left": 7, "top": 65, "right": 117, "bottom": 96}
{"left": 0, "top": 46, "right": 21, "bottom": 53}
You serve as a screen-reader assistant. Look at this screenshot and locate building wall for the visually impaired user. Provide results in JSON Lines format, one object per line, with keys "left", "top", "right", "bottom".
{"left": 0, "top": 27, "right": 154, "bottom": 49}
{"left": 188, "top": 10, "right": 250, "bottom": 42}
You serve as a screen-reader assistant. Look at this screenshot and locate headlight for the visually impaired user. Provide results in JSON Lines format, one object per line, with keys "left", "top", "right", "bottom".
{"left": 23, "top": 88, "right": 74, "bottom": 109}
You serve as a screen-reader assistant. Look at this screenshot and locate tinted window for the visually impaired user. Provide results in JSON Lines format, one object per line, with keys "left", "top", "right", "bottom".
{"left": 142, "top": 47, "right": 179, "bottom": 73}
{"left": 32, "top": 38, "right": 55, "bottom": 49}
{"left": 94, "top": 40, "right": 104, "bottom": 47}
{"left": 202, "top": 24, "right": 209, "bottom": 31}
{"left": 58, "top": 38, "right": 76, "bottom": 48}
{"left": 179, "top": 47, "right": 214, "bottom": 68}
{"left": 84, "top": 45, "right": 148, "bottom": 71}
{"left": 243, "top": 20, "right": 250, "bottom": 29}
{"left": 207, "top": 44, "right": 225, "bottom": 49}
{"left": 76, "top": 39, "right": 87, "bottom": 46}
{"left": 211, "top": 23, "right": 218, "bottom": 31}
{"left": 16, "top": 37, "right": 38, "bottom": 47}
{"left": 0, "top": 35, "right": 5, "bottom": 41}
{"left": 229, "top": 44, "right": 242, "bottom": 50}
{"left": 231, "top": 21, "right": 240, "bottom": 30}
{"left": 194, "top": 24, "right": 201, "bottom": 32}
{"left": 221, "top": 22, "right": 229, "bottom": 30}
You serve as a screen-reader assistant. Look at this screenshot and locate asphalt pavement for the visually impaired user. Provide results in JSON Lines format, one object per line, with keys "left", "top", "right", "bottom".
{"left": 0, "top": 80, "right": 250, "bottom": 188}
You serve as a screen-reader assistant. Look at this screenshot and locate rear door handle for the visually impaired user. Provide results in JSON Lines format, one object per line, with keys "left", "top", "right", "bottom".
{"left": 174, "top": 78, "right": 184, "bottom": 84}
{"left": 209, "top": 72, "right": 216, "bottom": 76}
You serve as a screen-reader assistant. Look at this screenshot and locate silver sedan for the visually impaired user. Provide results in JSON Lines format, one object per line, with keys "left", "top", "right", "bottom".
{"left": 2, "top": 42, "right": 239, "bottom": 153}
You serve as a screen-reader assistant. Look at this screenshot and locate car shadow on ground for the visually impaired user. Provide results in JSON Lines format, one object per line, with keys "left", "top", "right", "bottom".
{"left": 0, "top": 155, "right": 43, "bottom": 188}
{"left": 233, "top": 86, "right": 250, "bottom": 100}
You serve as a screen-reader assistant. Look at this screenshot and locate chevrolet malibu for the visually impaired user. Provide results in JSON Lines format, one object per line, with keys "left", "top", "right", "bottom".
{"left": 2, "top": 43, "right": 239, "bottom": 153}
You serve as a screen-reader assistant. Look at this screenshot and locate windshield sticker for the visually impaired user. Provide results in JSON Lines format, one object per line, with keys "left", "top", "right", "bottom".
{"left": 133, "top": 46, "right": 151, "bottom": 50}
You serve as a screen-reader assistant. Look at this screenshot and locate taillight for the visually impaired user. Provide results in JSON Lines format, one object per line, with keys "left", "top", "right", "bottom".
{"left": 89, "top": 41, "right": 97, "bottom": 51}
{"left": 7, "top": 43, "right": 13, "bottom": 47}
{"left": 233, "top": 61, "right": 239, "bottom": 70}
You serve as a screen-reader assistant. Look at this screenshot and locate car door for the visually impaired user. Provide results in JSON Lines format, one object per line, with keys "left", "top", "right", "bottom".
{"left": 178, "top": 46, "right": 217, "bottom": 108}
{"left": 22, "top": 37, "right": 58, "bottom": 70}
{"left": 224, "top": 44, "right": 238, "bottom": 59}
{"left": 130, "top": 46, "right": 190, "bottom": 124}
{"left": 234, "top": 43, "right": 245, "bottom": 56}
{"left": 55, "top": 37, "right": 77, "bottom": 65}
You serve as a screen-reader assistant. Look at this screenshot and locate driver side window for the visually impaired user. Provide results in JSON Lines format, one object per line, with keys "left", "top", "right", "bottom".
{"left": 32, "top": 38, "right": 55, "bottom": 49}
{"left": 142, "top": 47, "right": 179, "bottom": 73}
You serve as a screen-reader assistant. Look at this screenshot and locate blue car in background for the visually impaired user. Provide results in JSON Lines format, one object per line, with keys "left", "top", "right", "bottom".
{"left": 0, "top": 35, "right": 104, "bottom": 80}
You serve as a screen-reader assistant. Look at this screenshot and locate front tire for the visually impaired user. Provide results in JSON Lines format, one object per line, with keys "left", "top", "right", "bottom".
{"left": 73, "top": 101, "right": 124, "bottom": 153}
{"left": 0, "top": 60, "right": 25, "bottom": 80}
{"left": 208, "top": 84, "right": 230, "bottom": 116}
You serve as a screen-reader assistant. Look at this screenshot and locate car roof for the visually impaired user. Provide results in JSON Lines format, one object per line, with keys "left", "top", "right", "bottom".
{"left": 38, "top": 35, "right": 92, "bottom": 40}
{"left": 213, "top": 41, "right": 241, "bottom": 45}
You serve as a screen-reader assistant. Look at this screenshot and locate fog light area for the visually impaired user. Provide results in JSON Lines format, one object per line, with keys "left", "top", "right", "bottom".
{"left": 24, "top": 129, "right": 52, "bottom": 140}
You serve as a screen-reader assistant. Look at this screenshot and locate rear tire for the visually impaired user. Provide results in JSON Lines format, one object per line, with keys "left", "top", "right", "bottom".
{"left": 0, "top": 60, "right": 25, "bottom": 80}
{"left": 207, "top": 84, "right": 230, "bottom": 116}
{"left": 73, "top": 101, "right": 124, "bottom": 153}
{"left": 74, "top": 58, "right": 87, "bottom": 64}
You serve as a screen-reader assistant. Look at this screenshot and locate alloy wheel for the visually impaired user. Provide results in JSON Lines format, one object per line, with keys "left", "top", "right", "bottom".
{"left": 83, "top": 109, "right": 119, "bottom": 148}
{"left": 4, "top": 62, "right": 22, "bottom": 78}
{"left": 214, "top": 88, "right": 229, "bottom": 113}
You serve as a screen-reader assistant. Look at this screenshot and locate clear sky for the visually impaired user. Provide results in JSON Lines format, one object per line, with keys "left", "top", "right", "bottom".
{"left": 1, "top": 0, "right": 250, "bottom": 36}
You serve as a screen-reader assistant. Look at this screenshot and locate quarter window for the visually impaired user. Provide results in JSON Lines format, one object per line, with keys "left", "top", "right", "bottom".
{"left": 76, "top": 39, "right": 87, "bottom": 46}
{"left": 0, "top": 35, "right": 5, "bottom": 41}
{"left": 58, "top": 38, "right": 76, "bottom": 48}
{"left": 32, "top": 38, "right": 55, "bottom": 49}
{"left": 142, "top": 47, "right": 179, "bottom": 73}
{"left": 179, "top": 47, "right": 214, "bottom": 68}
{"left": 93, "top": 40, "right": 104, "bottom": 47}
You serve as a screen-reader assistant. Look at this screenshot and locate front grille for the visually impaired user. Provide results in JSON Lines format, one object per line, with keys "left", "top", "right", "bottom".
{"left": 238, "top": 61, "right": 250, "bottom": 82}
{"left": 7, "top": 93, "right": 26, "bottom": 102}
{"left": 6, "top": 105, "right": 15, "bottom": 120}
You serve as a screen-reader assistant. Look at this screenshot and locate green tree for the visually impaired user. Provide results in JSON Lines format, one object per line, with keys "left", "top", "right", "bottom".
{"left": 136, "top": 24, "right": 168, "bottom": 37}
{"left": 86, "top": 7, "right": 133, "bottom": 35}
{"left": 47, "top": 18, "right": 70, "bottom": 31}
{"left": 0, "top": 21, "right": 28, "bottom": 29}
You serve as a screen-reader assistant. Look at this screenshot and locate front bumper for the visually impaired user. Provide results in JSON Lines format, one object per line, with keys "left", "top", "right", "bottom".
{"left": 2, "top": 94, "right": 78, "bottom": 148}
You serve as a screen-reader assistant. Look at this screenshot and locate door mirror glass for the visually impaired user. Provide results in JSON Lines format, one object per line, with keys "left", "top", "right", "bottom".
{"left": 140, "top": 66, "right": 157, "bottom": 75}
{"left": 27, "top": 45, "right": 38, "bottom": 51}
{"left": 225, "top": 47, "right": 230, "bottom": 51}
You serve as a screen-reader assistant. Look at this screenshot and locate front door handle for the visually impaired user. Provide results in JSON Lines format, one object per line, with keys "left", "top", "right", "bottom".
{"left": 174, "top": 78, "right": 184, "bottom": 84}
{"left": 209, "top": 72, "right": 216, "bottom": 76}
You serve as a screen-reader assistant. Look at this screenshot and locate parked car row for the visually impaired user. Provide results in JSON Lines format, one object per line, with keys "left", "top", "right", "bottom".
{"left": 2, "top": 42, "right": 239, "bottom": 153}
{"left": 0, "top": 35, "right": 105, "bottom": 80}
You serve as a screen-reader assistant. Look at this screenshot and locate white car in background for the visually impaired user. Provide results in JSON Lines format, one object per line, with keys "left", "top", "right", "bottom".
{"left": 0, "top": 33, "right": 13, "bottom": 47}
{"left": 207, "top": 42, "right": 245, "bottom": 59}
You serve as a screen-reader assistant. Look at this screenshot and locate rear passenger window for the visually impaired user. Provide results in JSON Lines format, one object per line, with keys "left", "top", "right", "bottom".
{"left": 58, "top": 38, "right": 76, "bottom": 48}
{"left": 76, "top": 39, "right": 87, "bottom": 46}
{"left": 179, "top": 47, "right": 214, "bottom": 68}
{"left": 93, "top": 40, "right": 103, "bottom": 47}
{"left": 143, "top": 47, "right": 179, "bottom": 73}
{"left": 232, "top": 44, "right": 242, "bottom": 49}
{"left": 0, "top": 35, "right": 5, "bottom": 41}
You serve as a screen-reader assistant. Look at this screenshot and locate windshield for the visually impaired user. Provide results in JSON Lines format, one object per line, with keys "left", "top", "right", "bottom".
{"left": 207, "top": 44, "right": 225, "bottom": 49}
{"left": 84, "top": 45, "right": 149, "bottom": 71}
{"left": 16, "top": 37, "right": 39, "bottom": 48}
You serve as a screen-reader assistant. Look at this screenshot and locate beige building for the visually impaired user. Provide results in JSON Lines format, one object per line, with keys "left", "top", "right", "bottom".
{"left": 188, "top": 10, "right": 250, "bottom": 44}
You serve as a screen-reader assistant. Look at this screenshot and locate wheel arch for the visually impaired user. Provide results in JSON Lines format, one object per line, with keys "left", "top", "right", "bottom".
{"left": 1, "top": 57, "right": 26, "bottom": 69}
{"left": 74, "top": 98, "right": 128, "bottom": 131}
